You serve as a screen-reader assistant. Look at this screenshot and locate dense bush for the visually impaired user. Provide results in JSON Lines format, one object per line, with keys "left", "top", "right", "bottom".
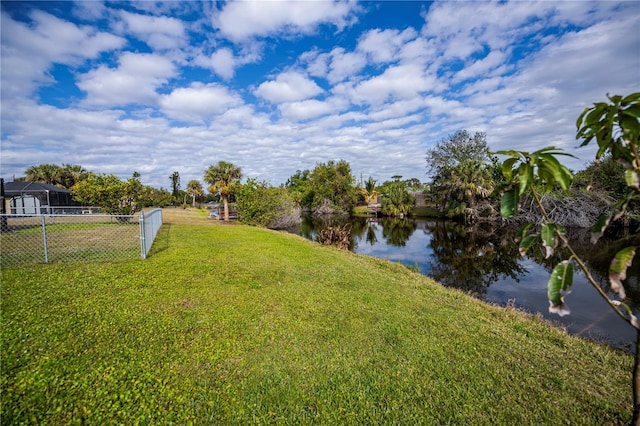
{"left": 574, "top": 155, "right": 639, "bottom": 214}
{"left": 285, "top": 160, "right": 359, "bottom": 214}
{"left": 381, "top": 181, "right": 415, "bottom": 217}
{"left": 72, "top": 173, "right": 143, "bottom": 215}
{"left": 136, "top": 185, "right": 173, "bottom": 208}
{"left": 235, "top": 179, "right": 300, "bottom": 229}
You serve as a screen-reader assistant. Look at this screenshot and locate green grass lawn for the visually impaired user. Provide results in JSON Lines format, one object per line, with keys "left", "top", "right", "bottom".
{"left": 1, "top": 209, "right": 634, "bottom": 424}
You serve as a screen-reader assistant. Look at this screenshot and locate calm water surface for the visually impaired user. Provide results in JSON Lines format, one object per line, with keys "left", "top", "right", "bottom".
{"left": 286, "top": 216, "right": 640, "bottom": 351}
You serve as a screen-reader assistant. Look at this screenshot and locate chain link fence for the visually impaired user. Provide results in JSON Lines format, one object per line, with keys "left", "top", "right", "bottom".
{"left": 0, "top": 209, "right": 163, "bottom": 266}
{"left": 140, "top": 208, "right": 163, "bottom": 259}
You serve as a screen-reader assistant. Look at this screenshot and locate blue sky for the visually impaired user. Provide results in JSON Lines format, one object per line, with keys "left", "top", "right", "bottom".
{"left": 1, "top": 1, "right": 639, "bottom": 189}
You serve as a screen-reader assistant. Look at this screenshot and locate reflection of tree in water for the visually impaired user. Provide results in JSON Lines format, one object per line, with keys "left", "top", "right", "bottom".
{"left": 292, "top": 215, "right": 319, "bottom": 241}
{"left": 426, "top": 221, "right": 525, "bottom": 297}
{"left": 526, "top": 226, "right": 640, "bottom": 314}
{"left": 584, "top": 230, "right": 640, "bottom": 313}
{"left": 291, "top": 215, "right": 639, "bottom": 312}
{"left": 427, "top": 220, "right": 640, "bottom": 312}
{"left": 349, "top": 217, "right": 416, "bottom": 248}
{"left": 364, "top": 219, "right": 379, "bottom": 246}
{"left": 380, "top": 218, "right": 417, "bottom": 247}
{"left": 296, "top": 216, "right": 417, "bottom": 250}
{"left": 345, "top": 217, "right": 370, "bottom": 250}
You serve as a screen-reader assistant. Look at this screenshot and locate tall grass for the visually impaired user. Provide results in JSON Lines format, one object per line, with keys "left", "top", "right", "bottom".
{"left": 1, "top": 209, "right": 633, "bottom": 424}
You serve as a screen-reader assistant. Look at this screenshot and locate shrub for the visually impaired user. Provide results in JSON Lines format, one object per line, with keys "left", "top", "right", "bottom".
{"left": 235, "top": 179, "right": 301, "bottom": 229}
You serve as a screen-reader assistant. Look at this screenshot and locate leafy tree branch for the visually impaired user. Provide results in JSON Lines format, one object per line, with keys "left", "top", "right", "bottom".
{"left": 495, "top": 92, "right": 640, "bottom": 423}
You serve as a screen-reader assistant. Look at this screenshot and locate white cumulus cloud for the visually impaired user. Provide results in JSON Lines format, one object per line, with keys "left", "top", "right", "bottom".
{"left": 0, "top": 9, "right": 125, "bottom": 99}
{"left": 279, "top": 98, "right": 343, "bottom": 121}
{"left": 357, "top": 27, "right": 417, "bottom": 64}
{"left": 117, "top": 10, "right": 186, "bottom": 50}
{"left": 194, "top": 48, "right": 237, "bottom": 80}
{"left": 213, "top": 0, "right": 358, "bottom": 41}
{"left": 353, "top": 63, "right": 440, "bottom": 105}
{"left": 326, "top": 47, "right": 367, "bottom": 84}
{"left": 254, "top": 71, "right": 324, "bottom": 103}
{"left": 159, "top": 82, "right": 243, "bottom": 123}
{"left": 77, "top": 52, "right": 176, "bottom": 106}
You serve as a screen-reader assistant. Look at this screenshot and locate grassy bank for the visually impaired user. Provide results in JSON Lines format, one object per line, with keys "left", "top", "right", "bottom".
{"left": 1, "top": 209, "right": 633, "bottom": 424}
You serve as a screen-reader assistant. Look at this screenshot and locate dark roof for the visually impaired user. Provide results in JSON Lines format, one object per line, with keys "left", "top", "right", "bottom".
{"left": 3, "top": 181, "right": 71, "bottom": 195}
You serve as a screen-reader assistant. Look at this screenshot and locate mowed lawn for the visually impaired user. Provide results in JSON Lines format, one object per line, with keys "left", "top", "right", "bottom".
{"left": 1, "top": 208, "right": 634, "bottom": 424}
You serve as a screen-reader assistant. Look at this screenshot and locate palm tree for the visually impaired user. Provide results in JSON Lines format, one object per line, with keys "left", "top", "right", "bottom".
{"left": 59, "top": 164, "right": 89, "bottom": 189}
{"left": 25, "top": 164, "right": 61, "bottom": 185}
{"left": 204, "top": 161, "right": 242, "bottom": 221}
{"left": 169, "top": 171, "right": 181, "bottom": 202}
{"left": 456, "top": 160, "right": 493, "bottom": 212}
{"left": 362, "top": 176, "right": 378, "bottom": 205}
{"left": 381, "top": 181, "right": 415, "bottom": 217}
{"left": 186, "top": 180, "right": 203, "bottom": 207}
{"left": 431, "top": 160, "right": 494, "bottom": 220}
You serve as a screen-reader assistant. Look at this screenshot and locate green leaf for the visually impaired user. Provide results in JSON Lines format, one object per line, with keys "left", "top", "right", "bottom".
{"left": 622, "top": 104, "right": 640, "bottom": 118}
{"left": 500, "top": 189, "right": 518, "bottom": 218}
{"left": 535, "top": 146, "right": 569, "bottom": 155}
{"left": 595, "top": 141, "right": 609, "bottom": 160}
{"left": 494, "top": 150, "right": 523, "bottom": 157}
{"left": 625, "top": 170, "right": 640, "bottom": 189}
{"left": 519, "top": 234, "right": 539, "bottom": 257}
{"left": 576, "top": 106, "right": 590, "bottom": 130}
{"left": 557, "top": 167, "right": 573, "bottom": 192}
{"left": 536, "top": 164, "right": 555, "bottom": 191}
{"left": 515, "top": 223, "right": 533, "bottom": 243}
{"left": 517, "top": 163, "right": 533, "bottom": 196}
{"left": 609, "top": 246, "right": 636, "bottom": 299}
{"left": 538, "top": 154, "right": 573, "bottom": 191}
{"left": 613, "top": 193, "right": 634, "bottom": 220}
{"left": 608, "top": 94, "right": 623, "bottom": 104}
{"left": 578, "top": 130, "right": 596, "bottom": 146}
{"left": 501, "top": 157, "right": 519, "bottom": 181}
{"left": 595, "top": 125, "right": 611, "bottom": 150}
{"left": 620, "top": 114, "right": 640, "bottom": 139}
{"left": 621, "top": 92, "right": 640, "bottom": 104}
{"left": 583, "top": 105, "right": 606, "bottom": 127}
{"left": 590, "top": 212, "right": 612, "bottom": 244}
{"left": 540, "top": 223, "right": 558, "bottom": 259}
{"left": 548, "top": 260, "right": 574, "bottom": 307}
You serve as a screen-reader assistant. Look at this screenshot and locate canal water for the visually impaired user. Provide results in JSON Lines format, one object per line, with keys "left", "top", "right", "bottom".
{"left": 286, "top": 215, "right": 640, "bottom": 351}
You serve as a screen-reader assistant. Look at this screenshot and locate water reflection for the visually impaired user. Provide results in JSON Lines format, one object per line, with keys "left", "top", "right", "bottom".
{"left": 287, "top": 215, "right": 640, "bottom": 350}
{"left": 426, "top": 222, "right": 525, "bottom": 298}
{"left": 381, "top": 218, "right": 417, "bottom": 247}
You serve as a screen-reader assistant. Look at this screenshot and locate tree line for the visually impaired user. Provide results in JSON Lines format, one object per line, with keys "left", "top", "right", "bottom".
{"left": 14, "top": 157, "right": 423, "bottom": 225}
{"left": 14, "top": 136, "right": 637, "bottom": 226}
{"left": 17, "top": 165, "right": 173, "bottom": 215}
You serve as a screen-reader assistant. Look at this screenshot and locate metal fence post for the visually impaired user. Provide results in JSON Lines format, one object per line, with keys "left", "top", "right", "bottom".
{"left": 41, "top": 215, "right": 48, "bottom": 263}
{"left": 140, "top": 211, "right": 146, "bottom": 259}
{"left": 0, "top": 179, "right": 8, "bottom": 232}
